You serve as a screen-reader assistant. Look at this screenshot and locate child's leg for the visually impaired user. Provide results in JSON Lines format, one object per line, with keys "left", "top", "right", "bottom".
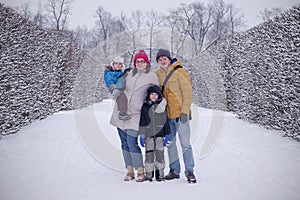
{"left": 116, "top": 91, "right": 128, "bottom": 115}
{"left": 154, "top": 137, "right": 165, "bottom": 180}
{"left": 145, "top": 137, "right": 155, "bottom": 180}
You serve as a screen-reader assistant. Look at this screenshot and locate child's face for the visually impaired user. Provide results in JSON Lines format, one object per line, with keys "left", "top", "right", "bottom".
{"left": 149, "top": 92, "right": 158, "bottom": 102}
{"left": 113, "top": 62, "right": 122, "bottom": 70}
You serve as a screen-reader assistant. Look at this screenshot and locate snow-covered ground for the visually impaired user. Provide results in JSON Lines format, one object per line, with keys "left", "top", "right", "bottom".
{"left": 1, "top": 99, "right": 299, "bottom": 200}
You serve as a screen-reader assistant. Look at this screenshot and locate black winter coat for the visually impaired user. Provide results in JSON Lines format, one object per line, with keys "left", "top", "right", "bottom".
{"left": 139, "top": 102, "right": 170, "bottom": 138}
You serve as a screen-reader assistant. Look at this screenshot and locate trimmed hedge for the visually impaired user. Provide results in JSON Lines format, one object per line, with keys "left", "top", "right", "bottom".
{"left": 0, "top": 4, "right": 85, "bottom": 136}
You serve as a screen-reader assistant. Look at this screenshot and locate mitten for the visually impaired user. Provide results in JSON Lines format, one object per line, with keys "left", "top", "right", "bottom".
{"left": 163, "top": 134, "right": 171, "bottom": 146}
{"left": 180, "top": 113, "right": 189, "bottom": 123}
{"left": 112, "top": 89, "right": 121, "bottom": 99}
{"left": 139, "top": 135, "right": 145, "bottom": 147}
{"left": 109, "top": 84, "right": 116, "bottom": 92}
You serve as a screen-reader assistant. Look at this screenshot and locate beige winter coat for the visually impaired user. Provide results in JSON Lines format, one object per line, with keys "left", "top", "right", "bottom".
{"left": 110, "top": 70, "right": 159, "bottom": 131}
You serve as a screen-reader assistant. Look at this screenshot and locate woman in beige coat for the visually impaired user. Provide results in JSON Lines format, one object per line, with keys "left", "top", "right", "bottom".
{"left": 110, "top": 50, "right": 159, "bottom": 182}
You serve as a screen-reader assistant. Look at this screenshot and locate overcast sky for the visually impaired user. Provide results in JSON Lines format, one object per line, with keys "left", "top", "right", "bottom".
{"left": 1, "top": 0, "right": 299, "bottom": 29}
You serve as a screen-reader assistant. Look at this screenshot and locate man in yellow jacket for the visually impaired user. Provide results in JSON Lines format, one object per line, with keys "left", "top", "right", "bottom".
{"left": 155, "top": 49, "right": 197, "bottom": 184}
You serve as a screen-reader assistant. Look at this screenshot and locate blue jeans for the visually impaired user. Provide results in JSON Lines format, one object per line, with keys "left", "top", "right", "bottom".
{"left": 117, "top": 128, "right": 144, "bottom": 169}
{"left": 167, "top": 118, "right": 195, "bottom": 176}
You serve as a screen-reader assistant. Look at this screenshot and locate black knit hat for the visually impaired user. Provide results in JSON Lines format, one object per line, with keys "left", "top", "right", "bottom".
{"left": 156, "top": 49, "right": 171, "bottom": 62}
{"left": 146, "top": 85, "right": 163, "bottom": 103}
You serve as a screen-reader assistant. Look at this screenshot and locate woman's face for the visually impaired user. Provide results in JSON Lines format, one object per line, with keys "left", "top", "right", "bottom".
{"left": 135, "top": 58, "right": 147, "bottom": 71}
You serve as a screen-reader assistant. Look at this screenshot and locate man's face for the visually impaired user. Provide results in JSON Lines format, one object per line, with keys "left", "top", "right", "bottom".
{"left": 157, "top": 56, "right": 171, "bottom": 69}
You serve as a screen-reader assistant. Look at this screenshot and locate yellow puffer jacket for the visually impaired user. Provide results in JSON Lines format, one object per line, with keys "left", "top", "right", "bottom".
{"left": 156, "top": 58, "right": 192, "bottom": 119}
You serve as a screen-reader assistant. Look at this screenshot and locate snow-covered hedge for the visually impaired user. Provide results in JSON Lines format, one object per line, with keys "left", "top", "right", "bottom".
{"left": 0, "top": 4, "right": 85, "bottom": 136}
{"left": 212, "top": 6, "right": 299, "bottom": 141}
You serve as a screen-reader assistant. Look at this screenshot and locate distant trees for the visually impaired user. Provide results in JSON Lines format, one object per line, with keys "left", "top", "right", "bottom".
{"left": 145, "top": 10, "right": 164, "bottom": 60}
{"left": 16, "top": 0, "right": 73, "bottom": 30}
{"left": 162, "top": 0, "right": 244, "bottom": 55}
{"left": 13, "top": 0, "right": 246, "bottom": 53}
{"left": 17, "top": 2, "right": 32, "bottom": 18}
{"left": 167, "top": 2, "right": 213, "bottom": 55}
{"left": 33, "top": 1, "right": 47, "bottom": 28}
{"left": 72, "top": 26, "right": 95, "bottom": 49}
{"left": 227, "top": 4, "right": 245, "bottom": 37}
{"left": 124, "top": 10, "right": 144, "bottom": 60}
{"left": 258, "top": 7, "right": 284, "bottom": 22}
{"left": 93, "top": 6, "right": 126, "bottom": 54}
{"left": 46, "top": 0, "right": 73, "bottom": 31}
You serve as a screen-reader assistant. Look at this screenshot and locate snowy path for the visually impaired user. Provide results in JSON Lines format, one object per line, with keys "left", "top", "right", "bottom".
{"left": 1, "top": 99, "right": 299, "bottom": 200}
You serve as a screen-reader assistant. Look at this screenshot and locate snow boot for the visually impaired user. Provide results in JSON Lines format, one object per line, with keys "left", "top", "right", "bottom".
{"left": 145, "top": 172, "right": 153, "bottom": 182}
{"left": 123, "top": 166, "right": 134, "bottom": 181}
{"left": 186, "top": 171, "right": 197, "bottom": 183}
{"left": 164, "top": 169, "right": 180, "bottom": 180}
{"left": 136, "top": 167, "right": 145, "bottom": 182}
{"left": 155, "top": 169, "right": 165, "bottom": 182}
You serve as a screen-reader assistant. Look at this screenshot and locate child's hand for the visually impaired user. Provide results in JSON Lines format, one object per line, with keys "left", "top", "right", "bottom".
{"left": 139, "top": 135, "right": 145, "bottom": 147}
{"left": 180, "top": 113, "right": 189, "bottom": 123}
{"left": 164, "top": 134, "right": 171, "bottom": 146}
{"left": 112, "top": 89, "right": 121, "bottom": 98}
{"left": 109, "top": 84, "right": 116, "bottom": 92}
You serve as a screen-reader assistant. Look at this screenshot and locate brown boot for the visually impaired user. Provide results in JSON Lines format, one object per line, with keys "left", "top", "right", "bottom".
{"left": 164, "top": 169, "right": 180, "bottom": 180}
{"left": 136, "top": 167, "right": 145, "bottom": 182}
{"left": 186, "top": 171, "right": 197, "bottom": 183}
{"left": 124, "top": 166, "right": 134, "bottom": 181}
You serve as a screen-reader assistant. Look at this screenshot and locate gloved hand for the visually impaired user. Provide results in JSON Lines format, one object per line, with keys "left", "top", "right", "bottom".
{"left": 139, "top": 135, "right": 145, "bottom": 147}
{"left": 112, "top": 89, "right": 121, "bottom": 99}
{"left": 109, "top": 84, "right": 116, "bottom": 92}
{"left": 163, "top": 134, "right": 171, "bottom": 147}
{"left": 180, "top": 113, "right": 189, "bottom": 123}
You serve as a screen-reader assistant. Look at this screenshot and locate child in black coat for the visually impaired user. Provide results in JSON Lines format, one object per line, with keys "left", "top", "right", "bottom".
{"left": 139, "top": 85, "right": 170, "bottom": 181}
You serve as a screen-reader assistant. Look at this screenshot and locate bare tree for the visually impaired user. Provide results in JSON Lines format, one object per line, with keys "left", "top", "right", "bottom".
{"left": 94, "top": 6, "right": 125, "bottom": 55}
{"left": 73, "top": 26, "right": 94, "bottom": 49}
{"left": 226, "top": 4, "right": 245, "bottom": 38}
{"left": 258, "top": 7, "right": 284, "bottom": 22}
{"left": 95, "top": 7, "right": 125, "bottom": 39}
{"left": 124, "top": 10, "right": 144, "bottom": 64}
{"left": 94, "top": 6, "right": 112, "bottom": 42}
{"left": 46, "top": 0, "right": 73, "bottom": 31}
{"left": 207, "top": 0, "right": 229, "bottom": 45}
{"left": 164, "top": 1, "right": 244, "bottom": 54}
{"left": 170, "top": 2, "right": 213, "bottom": 55}
{"left": 206, "top": 0, "right": 245, "bottom": 50}
{"left": 16, "top": 2, "right": 33, "bottom": 19}
{"left": 94, "top": 6, "right": 113, "bottom": 55}
{"left": 33, "top": 1, "right": 48, "bottom": 28}
{"left": 165, "top": 8, "right": 188, "bottom": 56}
{"left": 111, "top": 14, "right": 126, "bottom": 35}
{"left": 145, "top": 10, "right": 164, "bottom": 61}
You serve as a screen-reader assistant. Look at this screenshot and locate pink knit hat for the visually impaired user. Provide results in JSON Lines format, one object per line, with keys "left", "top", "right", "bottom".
{"left": 133, "top": 50, "right": 149, "bottom": 66}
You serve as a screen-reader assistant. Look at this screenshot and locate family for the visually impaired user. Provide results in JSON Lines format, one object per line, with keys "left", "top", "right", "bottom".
{"left": 104, "top": 49, "right": 196, "bottom": 184}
